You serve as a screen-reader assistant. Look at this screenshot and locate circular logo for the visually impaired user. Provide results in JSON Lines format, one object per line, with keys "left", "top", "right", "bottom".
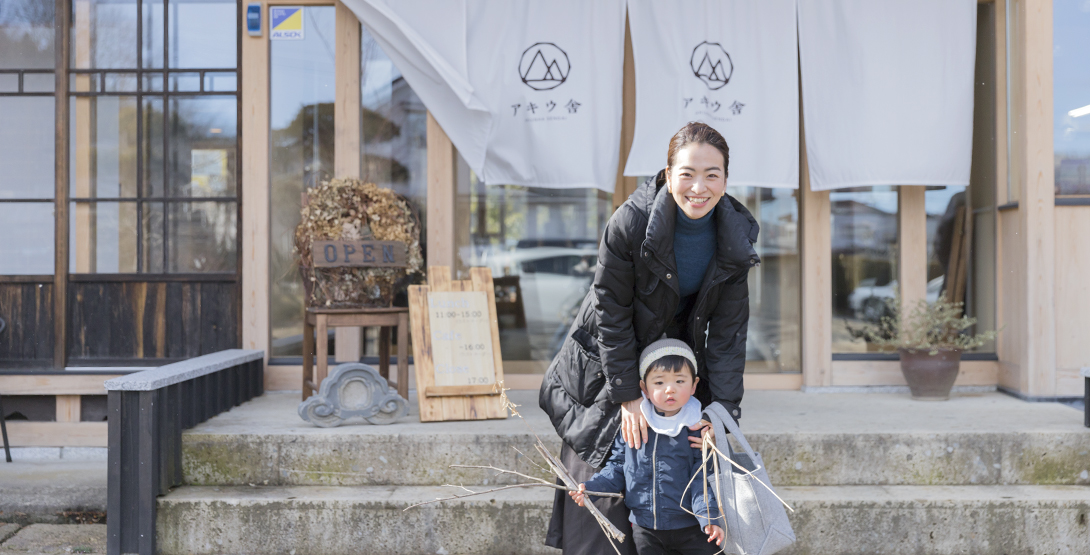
{"left": 690, "top": 42, "right": 733, "bottom": 90}
{"left": 519, "top": 42, "right": 570, "bottom": 91}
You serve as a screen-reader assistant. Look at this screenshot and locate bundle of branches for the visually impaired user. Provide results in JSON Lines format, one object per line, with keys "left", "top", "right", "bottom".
{"left": 294, "top": 178, "right": 424, "bottom": 308}
{"left": 405, "top": 388, "right": 628, "bottom": 552}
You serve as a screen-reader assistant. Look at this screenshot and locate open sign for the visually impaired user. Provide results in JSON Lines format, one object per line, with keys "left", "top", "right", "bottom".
{"left": 312, "top": 240, "right": 409, "bottom": 268}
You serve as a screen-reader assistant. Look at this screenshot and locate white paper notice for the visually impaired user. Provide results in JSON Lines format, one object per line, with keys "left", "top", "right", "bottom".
{"left": 427, "top": 291, "right": 496, "bottom": 387}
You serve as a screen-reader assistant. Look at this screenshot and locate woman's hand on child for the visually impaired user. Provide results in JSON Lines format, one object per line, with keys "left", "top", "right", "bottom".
{"left": 620, "top": 398, "right": 649, "bottom": 449}
{"left": 568, "top": 483, "right": 587, "bottom": 507}
{"left": 704, "top": 524, "right": 725, "bottom": 546}
{"left": 688, "top": 419, "right": 714, "bottom": 448}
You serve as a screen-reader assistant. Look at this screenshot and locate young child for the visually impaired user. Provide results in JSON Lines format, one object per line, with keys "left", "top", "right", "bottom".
{"left": 570, "top": 339, "right": 725, "bottom": 555}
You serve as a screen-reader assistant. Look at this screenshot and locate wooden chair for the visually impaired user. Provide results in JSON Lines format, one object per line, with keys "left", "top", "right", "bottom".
{"left": 301, "top": 307, "right": 410, "bottom": 401}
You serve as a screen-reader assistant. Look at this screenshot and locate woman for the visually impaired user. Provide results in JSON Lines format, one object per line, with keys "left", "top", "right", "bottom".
{"left": 539, "top": 122, "right": 760, "bottom": 554}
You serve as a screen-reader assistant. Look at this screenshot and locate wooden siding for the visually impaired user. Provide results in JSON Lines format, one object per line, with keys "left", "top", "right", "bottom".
{"left": 0, "top": 282, "right": 55, "bottom": 365}
{"left": 68, "top": 282, "right": 239, "bottom": 360}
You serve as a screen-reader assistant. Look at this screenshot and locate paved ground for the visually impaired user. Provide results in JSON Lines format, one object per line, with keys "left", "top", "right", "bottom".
{"left": 0, "top": 524, "right": 106, "bottom": 554}
{"left": 0, "top": 462, "right": 106, "bottom": 525}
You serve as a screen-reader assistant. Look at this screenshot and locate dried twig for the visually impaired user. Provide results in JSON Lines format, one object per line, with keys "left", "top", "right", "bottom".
{"left": 448, "top": 464, "right": 622, "bottom": 498}
{"left": 402, "top": 382, "right": 626, "bottom": 553}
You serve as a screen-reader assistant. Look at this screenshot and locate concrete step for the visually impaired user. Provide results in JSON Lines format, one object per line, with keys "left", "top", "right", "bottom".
{"left": 182, "top": 393, "right": 1090, "bottom": 487}
{"left": 156, "top": 484, "right": 1090, "bottom": 555}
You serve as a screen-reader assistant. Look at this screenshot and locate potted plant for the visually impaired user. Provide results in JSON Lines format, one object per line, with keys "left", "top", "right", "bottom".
{"left": 852, "top": 295, "right": 998, "bottom": 400}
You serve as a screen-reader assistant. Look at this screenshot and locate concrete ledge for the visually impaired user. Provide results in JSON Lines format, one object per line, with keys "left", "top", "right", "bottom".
{"left": 104, "top": 350, "right": 263, "bottom": 391}
{"left": 0, "top": 462, "right": 106, "bottom": 524}
{"left": 156, "top": 485, "right": 1090, "bottom": 555}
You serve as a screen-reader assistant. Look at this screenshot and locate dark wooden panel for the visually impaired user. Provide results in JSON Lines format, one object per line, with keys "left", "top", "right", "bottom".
{"left": 0, "top": 283, "right": 55, "bottom": 364}
{"left": 69, "top": 281, "right": 239, "bottom": 360}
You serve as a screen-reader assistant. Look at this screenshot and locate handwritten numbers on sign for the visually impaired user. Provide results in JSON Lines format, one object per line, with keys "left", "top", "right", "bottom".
{"left": 427, "top": 291, "right": 497, "bottom": 388}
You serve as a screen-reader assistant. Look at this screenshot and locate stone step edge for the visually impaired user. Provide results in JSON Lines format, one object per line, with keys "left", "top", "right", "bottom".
{"left": 160, "top": 484, "right": 1090, "bottom": 505}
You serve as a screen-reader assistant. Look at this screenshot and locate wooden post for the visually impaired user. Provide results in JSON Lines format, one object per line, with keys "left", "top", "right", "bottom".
{"left": 898, "top": 186, "right": 928, "bottom": 313}
{"left": 54, "top": 0, "right": 71, "bottom": 369}
{"left": 426, "top": 113, "right": 456, "bottom": 269}
{"left": 241, "top": 1, "right": 271, "bottom": 366}
{"left": 613, "top": 14, "right": 638, "bottom": 209}
{"left": 799, "top": 115, "right": 832, "bottom": 388}
{"left": 334, "top": 2, "right": 364, "bottom": 362}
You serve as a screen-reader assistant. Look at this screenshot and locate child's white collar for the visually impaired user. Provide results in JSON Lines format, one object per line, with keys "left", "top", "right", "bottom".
{"left": 639, "top": 395, "right": 702, "bottom": 437}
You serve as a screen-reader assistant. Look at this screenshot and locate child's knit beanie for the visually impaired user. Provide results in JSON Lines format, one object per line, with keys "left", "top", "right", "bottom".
{"left": 638, "top": 338, "right": 698, "bottom": 380}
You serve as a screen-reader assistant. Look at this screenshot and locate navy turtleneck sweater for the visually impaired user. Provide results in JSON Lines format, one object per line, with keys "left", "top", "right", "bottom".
{"left": 673, "top": 206, "right": 716, "bottom": 314}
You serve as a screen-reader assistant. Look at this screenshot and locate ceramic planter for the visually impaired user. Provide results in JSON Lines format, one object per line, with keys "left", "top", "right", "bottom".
{"left": 898, "top": 348, "right": 961, "bottom": 400}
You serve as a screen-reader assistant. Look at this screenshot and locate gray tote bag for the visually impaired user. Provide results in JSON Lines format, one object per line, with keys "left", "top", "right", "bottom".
{"left": 701, "top": 403, "right": 796, "bottom": 555}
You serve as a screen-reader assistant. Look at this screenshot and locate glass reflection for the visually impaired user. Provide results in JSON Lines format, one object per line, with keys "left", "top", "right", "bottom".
{"left": 69, "top": 96, "right": 139, "bottom": 199}
{"left": 0, "top": 98, "right": 54, "bottom": 199}
{"left": 1054, "top": 1, "right": 1090, "bottom": 195}
{"left": 69, "top": 202, "right": 139, "bottom": 273}
{"left": 926, "top": 185, "right": 995, "bottom": 351}
{"left": 169, "top": 202, "right": 237, "bottom": 272}
{"left": 459, "top": 176, "right": 610, "bottom": 374}
{"left": 167, "top": 0, "right": 237, "bottom": 69}
{"left": 0, "top": 0, "right": 54, "bottom": 69}
{"left": 831, "top": 186, "right": 899, "bottom": 352}
{"left": 71, "top": 0, "right": 137, "bottom": 70}
{"left": 727, "top": 187, "right": 799, "bottom": 373}
{"left": 269, "top": 6, "right": 335, "bottom": 356}
{"left": 168, "top": 97, "right": 237, "bottom": 197}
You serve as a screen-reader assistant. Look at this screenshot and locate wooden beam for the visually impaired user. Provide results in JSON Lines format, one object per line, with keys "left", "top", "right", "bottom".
{"left": 56, "top": 395, "right": 81, "bottom": 423}
{"left": 1020, "top": 0, "right": 1055, "bottom": 397}
{"left": 799, "top": 115, "right": 832, "bottom": 388}
{"left": 334, "top": 2, "right": 364, "bottom": 363}
{"left": 831, "top": 359, "right": 998, "bottom": 387}
{"left": 334, "top": 1, "right": 361, "bottom": 179}
{"left": 0, "top": 375, "right": 120, "bottom": 395}
{"left": 54, "top": 0, "right": 71, "bottom": 369}
{"left": 613, "top": 14, "right": 637, "bottom": 209}
{"left": 426, "top": 112, "right": 456, "bottom": 269}
{"left": 5, "top": 422, "right": 107, "bottom": 447}
{"left": 241, "top": 2, "right": 271, "bottom": 364}
{"left": 898, "top": 186, "right": 928, "bottom": 311}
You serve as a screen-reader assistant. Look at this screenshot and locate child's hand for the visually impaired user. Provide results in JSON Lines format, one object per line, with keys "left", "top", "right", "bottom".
{"left": 704, "top": 524, "right": 725, "bottom": 546}
{"left": 568, "top": 483, "right": 587, "bottom": 507}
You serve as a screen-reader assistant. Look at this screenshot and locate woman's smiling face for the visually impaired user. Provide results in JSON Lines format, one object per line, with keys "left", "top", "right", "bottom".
{"left": 667, "top": 142, "right": 727, "bottom": 220}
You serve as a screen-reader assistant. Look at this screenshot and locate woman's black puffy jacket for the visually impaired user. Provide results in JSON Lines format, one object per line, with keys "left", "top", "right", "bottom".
{"left": 539, "top": 172, "right": 760, "bottom": 467}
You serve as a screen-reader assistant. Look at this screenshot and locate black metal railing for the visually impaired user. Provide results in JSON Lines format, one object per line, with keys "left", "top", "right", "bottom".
{"left": 104, "top": 349, "right": 264, "bottom": 555}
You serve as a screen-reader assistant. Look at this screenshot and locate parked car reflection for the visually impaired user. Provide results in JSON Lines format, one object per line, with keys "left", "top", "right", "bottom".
{"left": 848, "top": 276, "right": 943, "bottom": 322}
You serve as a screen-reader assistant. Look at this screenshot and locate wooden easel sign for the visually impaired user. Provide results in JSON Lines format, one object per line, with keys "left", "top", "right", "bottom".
{"left": 408, "top": 266, "right": 507, "bottom": 422}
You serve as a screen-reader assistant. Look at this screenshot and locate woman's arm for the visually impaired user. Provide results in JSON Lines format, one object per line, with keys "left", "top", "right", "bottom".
{"left": 703, "top": 268, "right": 749, "bottom": 422}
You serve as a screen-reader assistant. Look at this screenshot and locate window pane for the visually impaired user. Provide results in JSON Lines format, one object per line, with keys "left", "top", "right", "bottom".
{"left": 460, "top": 178, "right": 610, "bottom": 373}
{"left": 1054, "top": 1, "right": 1090, "bottom": 195}
{"left": 72, "top": 0, "right": 137, "bottom": 70}
{"left": 831, "top": 186, "right": 899, "bottom": 353}
{"left": 169, "top": 0, "right": 237, "bottom": 69}
{"left": 70, "top": 201, "right": 139, "bottom": 273}
{"left": 168, "top": 202, "right": 236, "bottom": 272}
{"left": 0, "top": 203, "right": 53, "bottom": 274}
{"left": 140, "top": 0, "right": 164, "bottom": 69}
{"left": 728, "top": 187, "right": 800, "bottom": 373}
{"left": 0, "top": 97, "right": 54, "bottom": 199}
{"left": 359, "top": 24, "right": 427, "bottom": 253}
{"left": 23, "top": 72, "right": 54, "bottom": 92}
{"left": 269, "top": 6, "right": 335, "bottom": 356}
{"left": 69, "top": 96, "right": 139, "bottom": 199}
{"left": 168, "top": 97, "right": 237, "bottom": 197}
{"left": 143, "top": 96, "right": 165, "bottom": 197}
{"left": 0, "top": 0, "right": 55, "bottom": 69}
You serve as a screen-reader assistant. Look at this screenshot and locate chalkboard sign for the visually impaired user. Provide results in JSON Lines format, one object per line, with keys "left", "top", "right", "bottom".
{"left": 408, "top": 266, "right": 507, "bottom": 422}
{"left": 312, "top": 240, "right": 408, "bottom": 268}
